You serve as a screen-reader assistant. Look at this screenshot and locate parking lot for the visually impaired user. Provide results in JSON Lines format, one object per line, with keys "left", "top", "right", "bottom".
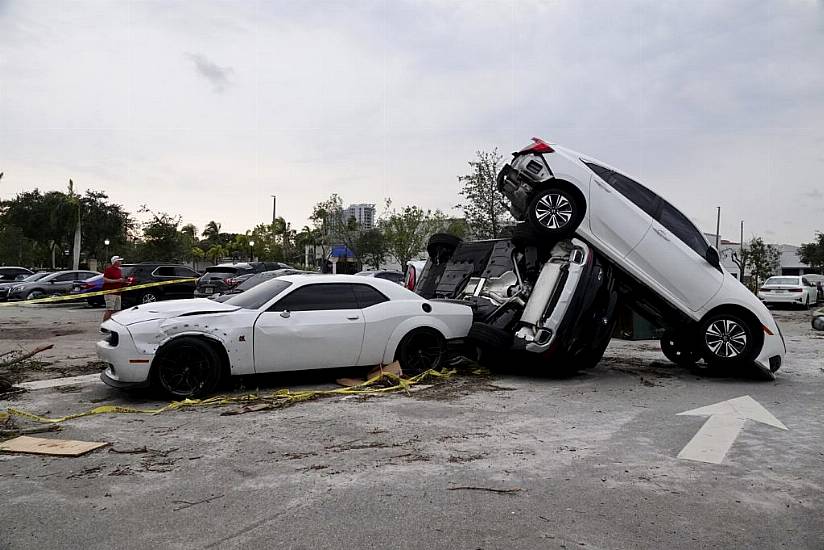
{"left": 1, "top": 303, "right": 823, "bottom": 549}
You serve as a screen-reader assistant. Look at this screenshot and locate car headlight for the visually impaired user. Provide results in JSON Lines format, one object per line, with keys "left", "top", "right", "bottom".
{"left": 12, "top": 285, "right": 24, "bottom": 292}
{"left": 100, "top": 327, "right": 119, "bottom": 347}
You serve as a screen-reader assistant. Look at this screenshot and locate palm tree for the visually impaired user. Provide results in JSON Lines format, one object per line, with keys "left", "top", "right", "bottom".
{"left": 206, "top": 244, "right": 225, "bottom": 264}
{"left": 181, "top": 223, "right": 198, "bottom": 240}
{"left": 202, "top": 220, "right": 221, "bottom": 241}
{"left": 191, "top": 247, "right": 205, "bottom": 271}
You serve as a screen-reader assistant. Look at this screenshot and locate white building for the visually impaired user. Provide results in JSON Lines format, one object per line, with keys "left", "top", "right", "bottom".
{"left": 344, "top": 203, "right": 376, "bottom": 230}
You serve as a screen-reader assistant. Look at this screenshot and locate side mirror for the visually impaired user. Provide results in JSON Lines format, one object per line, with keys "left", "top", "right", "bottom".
{"left": 280, "top": 310, "right": 291, "bottom": 319}
{"left": 706, "top": 247, "right": 721, "bottom": 271}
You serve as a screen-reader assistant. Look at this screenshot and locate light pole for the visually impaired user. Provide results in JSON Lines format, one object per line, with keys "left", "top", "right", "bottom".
{"left": 104, "top": 239, "right": 110, "bottom": 263}
{"left": 249, "top": 240, "right": 255, "bottom": 262}
{"left": 271, "top": 195, "right": 277, "bottom": 225}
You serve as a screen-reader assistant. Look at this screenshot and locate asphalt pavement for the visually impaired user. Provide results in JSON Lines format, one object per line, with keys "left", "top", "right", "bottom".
{"left": 0, "top": 306, "right": 822, "bottom": 549}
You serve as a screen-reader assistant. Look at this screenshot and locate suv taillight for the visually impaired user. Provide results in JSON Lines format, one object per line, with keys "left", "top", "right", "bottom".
{"left": 125, "top": 275, "right": 137, "bottom": 285}
{"left": 518, "top": 137, "right": 554, "bottom": 154}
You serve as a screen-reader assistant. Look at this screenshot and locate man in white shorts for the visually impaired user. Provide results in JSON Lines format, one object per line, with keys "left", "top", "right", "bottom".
{"left": 102, "top": 256, "right": 125, "bottom": 321}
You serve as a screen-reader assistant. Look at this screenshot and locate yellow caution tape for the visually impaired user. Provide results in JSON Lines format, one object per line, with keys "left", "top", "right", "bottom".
{"left": 0, "top": 278, "right": 198, "bottom": 307}
{"left": 4, "top": 367, "right": 455, "bottom": 424}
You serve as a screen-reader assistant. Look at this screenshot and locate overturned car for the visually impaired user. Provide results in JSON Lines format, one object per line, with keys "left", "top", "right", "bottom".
{"left": 416, "top": 138, "right": 786, "bottom": 379}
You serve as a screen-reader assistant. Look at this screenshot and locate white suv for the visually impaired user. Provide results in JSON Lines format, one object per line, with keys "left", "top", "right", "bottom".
{"left": 497, "top": 138, "right": 786, "bottom": 377}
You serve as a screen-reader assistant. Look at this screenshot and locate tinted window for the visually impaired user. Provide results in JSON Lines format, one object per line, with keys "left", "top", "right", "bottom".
{"left": 225, "top": 279, "right": 292, "bottom": 309}
{"left": 175, "top": 267, "right": 199, "bottom": 278}
{"left": 585, "top": 162, "right": 660, "bottom": 218}
{"left": 236, "top": 272, "right": 277, "bottom": 291}
{"left": 657, "top": 202, "right": 709, "bottom": 258}
{"left": 353, "top": 284, "right": 389, "bottom": 308}
{"left": 154, "top": 266, "right": 176, "bottom": 277}
{"left": 273, "top": 283, "right": 359, "bottom": 312}
{"left": 376, "top": 272, "right": 403, "bottom": 284}
{"left": 54, "top": 272, "right": 78, "bottom": 282}
{"left": 801, "top": 278, "right": 812, "bottom": 287}
{"left": 205, "top": 266, "right": 240, "bottom": 275}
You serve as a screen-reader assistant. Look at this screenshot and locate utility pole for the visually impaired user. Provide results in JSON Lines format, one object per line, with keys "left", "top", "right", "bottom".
{"left": 740, "top": 220, "right": 745, "bottom": 280}
{"left": 271, "top": 195, "right": 277, "bottom": 225}
{"left": 715, "top": 206, "right": 721, "bottom": 250}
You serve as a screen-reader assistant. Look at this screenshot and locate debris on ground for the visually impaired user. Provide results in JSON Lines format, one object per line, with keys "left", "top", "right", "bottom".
{"left": 336, "top": 361, "right": 403, "bottom": 388}
{"left": 0, "top": 435, "right": 108, "bottom": 456}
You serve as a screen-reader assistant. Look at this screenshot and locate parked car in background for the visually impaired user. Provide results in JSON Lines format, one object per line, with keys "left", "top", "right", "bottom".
{"left": 496, "top": 137, "right": 786, "bottom": 377}
{"left": 98, "top": 274, "right": 473, "bottom": 398}
{"left": 0, "top": 267, "right": 33, "bottom": 283}
{"left": 194, "top": 262, "right": 291, "bottom": 298}
{"left": 404, "top": 260, "right": 427, "bottom": 291}
{"left": 758, "top": 276, "right": 819, "bottom": 308}
{"left": 119, "top": 263, "right": 201, "bottom": 306}
{"left": 7, "top": 270, "right": 99, "bottom": 301}
{"left": 211, "top": 269, "right": 313, "bottom": 302}
{"left": 0, "top": 271, "right": 50, "bottom": 301}
{"left": 355, "top": 270, "right": 404, "bottom": 285}
{"left": 70, "top": 274, "right": 104, "bottom": 307}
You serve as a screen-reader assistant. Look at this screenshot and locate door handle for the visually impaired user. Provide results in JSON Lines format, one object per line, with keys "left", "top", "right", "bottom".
{"left": 346, "top": 315, "right": 359, "bottom": 320}
{"left": 654, "top": 227, "right": 670, "bottom": 241}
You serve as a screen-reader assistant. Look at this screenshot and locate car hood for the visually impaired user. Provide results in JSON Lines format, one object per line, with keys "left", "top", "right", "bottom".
{"left": 112, "top": 298, "right": 241, "bottom": 325}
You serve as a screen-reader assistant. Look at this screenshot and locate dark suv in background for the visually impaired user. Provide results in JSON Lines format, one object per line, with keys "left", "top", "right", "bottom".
{"left": 194, "top": 261, "right": 291, "bottom": 298}
{"left": 120, "top": 263, "right": 200, "bottom": 306}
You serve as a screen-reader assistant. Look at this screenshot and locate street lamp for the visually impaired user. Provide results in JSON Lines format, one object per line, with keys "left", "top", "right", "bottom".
{"left": 104, "top": 239, "right": 110, "bottom": 262}
{"left": 248, "top": 240, "right": 255, "bottom": 262}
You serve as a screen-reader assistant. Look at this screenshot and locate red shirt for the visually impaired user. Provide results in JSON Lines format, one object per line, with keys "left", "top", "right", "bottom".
{"left": 102, "top": 265, "right": 123, "bottom": 292}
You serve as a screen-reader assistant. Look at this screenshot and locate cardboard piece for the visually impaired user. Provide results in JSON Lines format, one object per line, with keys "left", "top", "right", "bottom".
{"left": 0, "top": 435, "right": 108, "bottom": 457}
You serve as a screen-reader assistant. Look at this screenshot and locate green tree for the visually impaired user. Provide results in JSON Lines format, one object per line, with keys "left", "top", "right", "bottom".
{"left": 799, "top": 232, "right": 824, "bottom": 273}
{"left": 201, "top": 220, "right": 221, "bottom": 242}
{"left": 457, "top": 148, "right": 509, "bottom": 239}
{"left": 380, "top": 202, "right": 448, "bottom": 270}
{"left": 743, "top": 237, "right": 780, "bottom": 290}
{"left": 191, "top": 246, "right": 205, "bottom": 271}
{"left": 206, "top": 244, "right": 226, "bottom": 264}
{"left": 356, "top": 229, "right": 387, "bottom": 270}
{"left": 139, "top": 209, "right": 185, "bottom": 261}
{"left": 309, "top": 194, "right": 345, "bottom": 266}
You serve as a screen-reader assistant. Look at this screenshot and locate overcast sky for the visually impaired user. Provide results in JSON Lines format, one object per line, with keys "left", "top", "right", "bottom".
{"left": 1, "top": 0, "right": 822, "bottom": 244}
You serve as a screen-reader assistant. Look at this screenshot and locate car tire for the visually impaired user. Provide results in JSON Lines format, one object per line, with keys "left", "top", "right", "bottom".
{"left": 426, "top": 233, "right": 462, "bottom": 263}
{"left": 140, "top": 291, "right": 159, "bottom": 304}
{"left": 25, "top": 290, "right": 43, "bottom": 301}
{"left": 660, "top": 330, "right": 701, "bottom": 367}
{"left": 466, "top": 322, "right": 513, "bottom": 351}
{"left": 696, "top": 312, "right": 761, "bottom": 368}
{"left": 812, "top": 315, "right": 824, "bottom": 331}
{"left": 396, "top": 328, "right": 446, "bottom": 375}
{"left": 526, "top": 188, "right": 583, "bottom": 237}
{"left": 152, "top": 336, "right": 223, "bottom": 399}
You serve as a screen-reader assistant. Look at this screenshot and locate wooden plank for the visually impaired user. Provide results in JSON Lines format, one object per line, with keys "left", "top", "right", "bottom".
{"left": 0, "top": 436, "right": 108, "bottom": 457}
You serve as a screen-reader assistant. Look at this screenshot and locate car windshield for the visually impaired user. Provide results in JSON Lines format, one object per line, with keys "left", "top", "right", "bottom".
{"left": 23, "top": 272, "right": 51, "bottom": 282}
{"left": 224, "top": 279, "right": 292, "bottom": 309}
{"left": 764, "top": 277, "right": 800, "bottom": 286}
{"left": 235, "top": 271, "right": 279, "bottom": 291}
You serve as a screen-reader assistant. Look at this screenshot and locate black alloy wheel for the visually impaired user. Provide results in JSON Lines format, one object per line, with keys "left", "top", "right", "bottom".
{"left": 397, "top": 329, "right": 446, "bottom": 375}
{"left": 526, "top": 188, "right": 583, "bottom": 237}
{"left": 153, "top": 337, "right": 222, "bottom": 399}
{"left": 697, "top": 313, "right": 759, "bottom": 367}
{"left": 660, "top": 330, "right": 701, "bottom": 367}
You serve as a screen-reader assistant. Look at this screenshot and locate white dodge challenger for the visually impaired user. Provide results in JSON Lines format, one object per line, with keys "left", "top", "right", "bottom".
{"left": 97, "top": 274, "right": 474, "bottom": 398}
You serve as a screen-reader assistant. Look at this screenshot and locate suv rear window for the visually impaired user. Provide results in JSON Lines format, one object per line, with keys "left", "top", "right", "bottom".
{"left": 205, "top": 266, "right": 240, "bottom": 275}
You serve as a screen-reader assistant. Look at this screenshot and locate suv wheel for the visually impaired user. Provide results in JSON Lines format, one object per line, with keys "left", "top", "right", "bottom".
{"left": 141, "top": 291, "right": 159, "bottom": 304}
{"left": 526, "top": 188, "right": 583, "bottom": 237}
{"left": 697, "top": 313, "right": 760, "bottom": 367}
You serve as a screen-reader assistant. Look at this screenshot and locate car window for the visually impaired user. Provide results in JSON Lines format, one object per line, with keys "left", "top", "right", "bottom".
{"left": 54, "top": 272, "right": 78, "bottom": 282}
{"left": 205, "top": 266, "right": 239, "bottom": 275}
{"left": 801, "top": 278, "right": 812, "bottom": 287}
{"left": 353, "top": 284, "right": 389, "bottom": 308}
{"left": 656, "top": 201, "right": 710, "bottom": 258}
{"left": 154, "top": 266, "right": 176, "bottom": 277}
{"left": 764, "top": 277, "right": 799, "bottom": 286}
{"left": 225, "top": 279, "right": 292, "bottom": 309}
{"left": 585, "top": 162, "right": 660, "bottom": 218}
{"left": 272, "top": 283, "right": 359, "bottom": 312}
{"left": 376, "top": 272, "right": 403, "bottom": 284}
{"left": 174, "top": 267, "right": 199, "bottom": 278}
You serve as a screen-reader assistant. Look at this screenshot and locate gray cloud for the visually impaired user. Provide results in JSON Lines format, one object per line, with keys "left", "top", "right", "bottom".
{"left": 186, "top": 53, "right": 233, "bottom": 93}
{"left": 801, "top": 189, "right": 823, "bottom": 199}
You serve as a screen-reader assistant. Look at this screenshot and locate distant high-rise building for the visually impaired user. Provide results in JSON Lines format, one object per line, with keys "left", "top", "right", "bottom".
{"left": 344, "top": 203, "right": 376, "bottom": 230}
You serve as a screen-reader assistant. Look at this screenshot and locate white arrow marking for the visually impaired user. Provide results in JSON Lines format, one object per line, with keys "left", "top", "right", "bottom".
{"left": 677, "top": 395, "right": 787, "bottom": 464}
